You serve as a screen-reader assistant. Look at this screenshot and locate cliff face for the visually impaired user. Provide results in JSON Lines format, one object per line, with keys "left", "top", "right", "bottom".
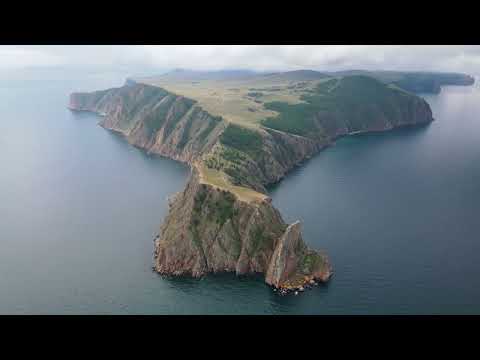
{"left": 155, "top": 169, "right": 283, "bottom": 276}
{"left": 204, "top": 77, "right": 434, "bottom": 193}
{"left": 260, "top": 88, "right": 433, "bottom": 182}
{"left": 154, "top": 169, "right": 332, "bottom": 285}
{"left": 69, "top": 84, "right": 224, "bottom": 164}
{"left": 69, "top": 75, "right": 438, "bottom": 292}
{"left": 203, "top": 126, "right": 325, "bottom": 193}
{"left": 265, "top": 221, "right": 332, "bottom": 288}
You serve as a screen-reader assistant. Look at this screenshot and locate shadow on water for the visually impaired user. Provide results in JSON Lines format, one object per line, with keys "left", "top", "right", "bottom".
{"left": 159, "top": 269, "right": 334, "bottom": 314}
{"left": 161, "top": 272, "right": 266, "bottom": 293}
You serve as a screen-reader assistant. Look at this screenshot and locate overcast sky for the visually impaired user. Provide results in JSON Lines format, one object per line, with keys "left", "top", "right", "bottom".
{"left": 2, "top": 45, "right": 480, "bottom": 75}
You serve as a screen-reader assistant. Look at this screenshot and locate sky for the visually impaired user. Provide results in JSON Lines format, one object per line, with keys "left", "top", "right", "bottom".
{"left": 1, "top": 45, "right": 479, "bottom": 75}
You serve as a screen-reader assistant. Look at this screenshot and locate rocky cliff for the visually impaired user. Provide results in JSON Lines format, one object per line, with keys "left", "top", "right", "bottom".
{"left": 265, "top": 221, "right": 332, "bottom": 289}
{"left": 70, "top": 84, "right": 224, "bottom": 163}
{"left": 69, "top": 75, "right": 437, "bottom": 292}
{"left": 154, "top": 169, "right": 331, "bottom": 285}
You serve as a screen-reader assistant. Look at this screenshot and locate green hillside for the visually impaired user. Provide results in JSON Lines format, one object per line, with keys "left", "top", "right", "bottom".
{"left": 261, "top": 75, "right": 435, "bottom": 138}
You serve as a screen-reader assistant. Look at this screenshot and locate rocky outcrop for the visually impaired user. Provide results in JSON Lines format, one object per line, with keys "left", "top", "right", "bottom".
{"left": 154, "top": 170, "right": 331, "bottom": 290}
{"left": 203, "top": 126, "right": 326, "bottom": 193}
{"left": 256, "top": 128, "right": 327, "bottom": 185}
{"left": 265, "top": 221, "right": 332, "bottom": 289}
{"left": 69, "top": 84, "right": 224, "bottom": 164}
{"left": 154, "top": 169, "right": 285, "bottom": 276}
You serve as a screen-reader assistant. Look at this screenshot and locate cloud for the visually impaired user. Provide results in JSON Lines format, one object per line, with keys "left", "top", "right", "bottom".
{"left": 0, "top": 46, "right": 65, "bottom": 69}
{"left": 2, "top": 45, "right": 480, "bottom": 75}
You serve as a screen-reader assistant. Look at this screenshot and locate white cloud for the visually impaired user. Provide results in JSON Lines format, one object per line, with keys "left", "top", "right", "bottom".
{"left": 0, "top": 46, "right": 65, "bottom": 69}
{"left": 2, "top": 45, "right": 480, "bottom": 75}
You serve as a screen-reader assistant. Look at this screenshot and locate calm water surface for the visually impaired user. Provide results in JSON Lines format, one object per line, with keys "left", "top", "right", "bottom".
{"left": 1, "top": 74, "right": 479, "bottom": 314}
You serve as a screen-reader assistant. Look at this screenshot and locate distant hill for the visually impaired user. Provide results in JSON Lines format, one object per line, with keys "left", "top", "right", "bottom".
{"left": 134, "top": 69, "right": 330, "bottom": 85}
{"left": 133, "top": 68, "right": 474, "bottom": 94}
{"left": 132, "top": 69, "right": 475, "bottom": 128}
{"left": 257, "top": 70, "right": 329, "bottom": 82}
{"left": 136, "top": 69, "right": 261, "bottom": 82}
{"left": 330, "top": 70, "right": 475, "bottom": 94}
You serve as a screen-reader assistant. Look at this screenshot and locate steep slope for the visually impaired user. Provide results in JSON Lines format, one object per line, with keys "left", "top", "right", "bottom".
{"left": 69, "top": 74, "right": 439, "bottom": 292}
{"left": 155, "top": 168, "right": 331, "bottom": 284}
{"left": 206, "top": 76, "right": 433, "bottom": 192}
{"left": 265, "top": 221, "right": 332, "bottom": 289}
{"left": 261, "top": 76, "right": 433, "bottom": 138}
{"left": 70, "top": 83, "right": 224, "bottom": 163}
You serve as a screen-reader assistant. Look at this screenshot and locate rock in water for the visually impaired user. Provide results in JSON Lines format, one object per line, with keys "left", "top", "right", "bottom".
{"left": 265, "top": 221, "right": 332, "bottom": 290}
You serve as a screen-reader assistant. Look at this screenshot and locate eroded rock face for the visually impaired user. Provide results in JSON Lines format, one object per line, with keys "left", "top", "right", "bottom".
{"left": 154, "top": 171, "right": 331, "bottom": 289}
{"left": 69, "top": 84, "right": 224, "bottom": 164}
{"left": 265, "top": 221, "right": 332, "bottom": 289}
{"left": 154, "top": 170, "right": 288, "bottom": 277}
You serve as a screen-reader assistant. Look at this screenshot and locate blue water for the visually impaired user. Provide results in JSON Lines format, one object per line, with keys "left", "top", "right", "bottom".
{"left": 1, "top": 72, "right": 479, "bottom": 314}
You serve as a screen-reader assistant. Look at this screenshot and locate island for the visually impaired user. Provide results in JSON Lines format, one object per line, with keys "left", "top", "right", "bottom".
{"left": 69, "top": 70, "right": 474, "bottom": 294}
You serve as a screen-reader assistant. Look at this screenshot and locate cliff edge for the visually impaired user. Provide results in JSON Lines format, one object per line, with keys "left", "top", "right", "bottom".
{"left": 154, "top": 168, "right": 331, "bottom": 287}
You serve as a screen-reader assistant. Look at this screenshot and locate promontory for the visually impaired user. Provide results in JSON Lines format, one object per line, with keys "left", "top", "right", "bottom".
{"left": 68, "top": 69, "right": 473, "bottom": 293}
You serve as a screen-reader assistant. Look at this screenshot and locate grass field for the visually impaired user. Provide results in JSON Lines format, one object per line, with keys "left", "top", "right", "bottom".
{"left": 138, "top": 74, "right": 329, "bottom": 127}
{"left": 196, "top": 162, "right": 267, "bottom": 203}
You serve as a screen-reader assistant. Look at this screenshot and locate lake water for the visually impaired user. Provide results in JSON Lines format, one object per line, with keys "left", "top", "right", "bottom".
{"left": 1, "top": 73, "right": 479, "bottom": 314}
